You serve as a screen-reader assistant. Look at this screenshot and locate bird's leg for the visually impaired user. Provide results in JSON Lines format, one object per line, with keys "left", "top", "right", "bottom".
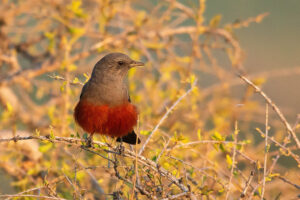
{"left": 116, "top": 137, "right": 124, "bottom": 155}
{"left": 86, "top": 133, "right": 93, "bottom": 148}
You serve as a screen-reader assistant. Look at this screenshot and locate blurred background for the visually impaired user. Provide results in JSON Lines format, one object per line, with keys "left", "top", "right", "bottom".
{"left": 206, "top": 0, "right": 300, "bottom": 120}
{"left": 0, "top": 0, "right": 299, "bottom": 199}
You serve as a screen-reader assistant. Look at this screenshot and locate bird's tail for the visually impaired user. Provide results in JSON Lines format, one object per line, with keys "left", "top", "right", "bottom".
{"left": 116, "top": 130, "right": 141, "bottom": 145}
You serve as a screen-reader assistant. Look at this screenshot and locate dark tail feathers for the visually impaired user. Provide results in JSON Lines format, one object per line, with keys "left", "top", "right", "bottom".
{"left": 116, "top": 130, "right": 141, "bottom": 145}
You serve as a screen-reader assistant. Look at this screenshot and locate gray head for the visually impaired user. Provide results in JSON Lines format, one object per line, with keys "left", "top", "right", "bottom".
{"left": 81, "top": 53, "right": 144, "bottom": 105}
{"left": 91, "top": 52, "right": 144, "bottom": 80}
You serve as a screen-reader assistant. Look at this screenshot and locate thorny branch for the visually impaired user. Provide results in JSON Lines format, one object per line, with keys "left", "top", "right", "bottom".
{"left": 238, "top": 74, "right": 300, "bottom": 149}
{"left": 0, "top": 1, "right": 298, "bottom": 199}
{"left": 0, "top": 135, "right": 192, "bottom": 198}
{"left": 139, "top": 80, "right": 197, "bottom": 155}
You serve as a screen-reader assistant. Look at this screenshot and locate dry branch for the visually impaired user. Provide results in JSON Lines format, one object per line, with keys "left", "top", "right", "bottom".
{"left": 139, "top": 80, "right": 197, "bottom": 155}
{"left": 238, "top": 74, "right": 300, "bottom": 149}
{"left": 0, "top": 135, "right": 192, "bottom": 197}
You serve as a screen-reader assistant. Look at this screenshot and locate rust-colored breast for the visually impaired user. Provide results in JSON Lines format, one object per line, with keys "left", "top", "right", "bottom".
{"left": 74, "top": 100, "right": 138, "bottom": 137}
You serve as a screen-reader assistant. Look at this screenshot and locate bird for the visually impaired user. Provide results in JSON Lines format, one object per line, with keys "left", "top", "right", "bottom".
{"left": 74, "top": 52, "right": 143, "bottom": 145}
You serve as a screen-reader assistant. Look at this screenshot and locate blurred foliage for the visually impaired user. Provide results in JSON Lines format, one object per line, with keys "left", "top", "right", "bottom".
{"left": 0, "top": 0, "right": 299, "bottom": 199}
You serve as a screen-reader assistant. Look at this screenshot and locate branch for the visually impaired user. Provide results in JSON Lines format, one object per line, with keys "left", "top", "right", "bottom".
{"left": 238, "top": 74, "right": 300, "bottom": 149}
{"left": 0, "top": 195, "right": 65, "bottom": 200}
{"left": 261, "top": 104, "right": 269, "bottom": 200}
{"left": 278, "top": 176, "right": 300, "bottom": 190}
{"left": 225, "top": 121, "right": 239, "bottom": 199}
{"left": 2, "top": 176, "right": 66, "bottom": 200}
{"left": 256, "top": 128, "right": 300, "bottom": 165}
{"left": 0, "top": 135, "right": 191, "bottom": 195}
{"left": 138, "top": 80, "right": 197, "bottom": 155}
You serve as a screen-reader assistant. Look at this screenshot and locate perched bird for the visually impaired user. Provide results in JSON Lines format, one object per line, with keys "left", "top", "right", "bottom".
{"left": 74, "top": 53, "right": 143, "bottom": 145}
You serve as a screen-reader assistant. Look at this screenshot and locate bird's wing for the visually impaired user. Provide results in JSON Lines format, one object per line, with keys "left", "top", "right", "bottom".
{"left": 116, "top": 130, "right": 141, "bottom": 145}
{"left": 116, "top": 94, "right": 141, "bottom": 145}
{"left": 128, "top": 95, "right": 131, "bottom": 103}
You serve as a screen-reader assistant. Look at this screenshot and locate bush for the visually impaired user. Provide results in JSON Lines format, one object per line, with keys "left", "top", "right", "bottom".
{"left": 0, "top": 0, "right": 299, "bottom": 199}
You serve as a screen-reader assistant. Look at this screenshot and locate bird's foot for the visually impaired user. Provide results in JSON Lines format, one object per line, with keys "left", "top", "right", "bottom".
{"left": 82, "top": 134, "right": 93, "bottom": 148}
{"left": 116, "top": 142, "right": 125, "bottom": 155}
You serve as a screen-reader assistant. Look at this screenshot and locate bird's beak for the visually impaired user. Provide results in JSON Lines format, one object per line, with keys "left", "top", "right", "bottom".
{"left": 130, "top": 60, "right": 144, "bottom": 68}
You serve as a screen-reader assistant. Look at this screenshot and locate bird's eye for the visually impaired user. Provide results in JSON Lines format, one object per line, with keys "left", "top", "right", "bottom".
{"left": 118, "top": 61, "right": 124, "bottom": 65}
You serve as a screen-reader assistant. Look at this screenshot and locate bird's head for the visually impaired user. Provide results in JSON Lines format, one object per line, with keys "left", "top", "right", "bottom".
{"left": 92, "top": 52, "right": 144, "bottom": 79}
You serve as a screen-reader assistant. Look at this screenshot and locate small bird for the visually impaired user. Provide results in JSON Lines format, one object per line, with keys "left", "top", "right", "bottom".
{"left": 74, "top": 53, "right": 144, "bottom": 145}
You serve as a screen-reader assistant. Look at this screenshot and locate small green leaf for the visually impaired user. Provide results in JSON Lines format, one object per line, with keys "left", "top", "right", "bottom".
{"left": 127, "top": 169, "right": 135, "bottom": 177}
{"left": 219, "top": 143, "right": 226, "bottom": 152}
{"left": 151, "top": 155, "right": 157, "bottom": 162}
{"left": 83, "top": 133, "right": 88, "bottom": 140}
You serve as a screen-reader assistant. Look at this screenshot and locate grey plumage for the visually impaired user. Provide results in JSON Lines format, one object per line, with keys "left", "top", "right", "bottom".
{"left": 80, "top": 53, "right": 143, "bottom": 106}
{"left": 76, "top": 52, "right": 144, "bottom": 144}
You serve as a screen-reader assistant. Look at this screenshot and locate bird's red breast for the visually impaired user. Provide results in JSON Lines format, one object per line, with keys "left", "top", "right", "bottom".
{"left": 74, "top": 100, "right": 138, "bottom": 137}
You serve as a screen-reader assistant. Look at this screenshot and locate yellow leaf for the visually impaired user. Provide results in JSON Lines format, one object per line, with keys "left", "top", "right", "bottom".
{"left": 253, "top": 77, "right": 266, "bottom": 86}
{"left": 39, "top": 142, "right": 53, "bottom": 153}
{"left": 76, "top": 171, "right": 85, "bottom": 181}
{"left": 128, "top": 67, "right": 136, "bottom": 79}
{"left": 68, "top": 27, "right": 85, "bottom": 37}
{"left": 140, "top": 130, "right": 151, "bottom": 136}
{"left": 212, "top": 131, "right": 224, "bottom": 141}
{"left": 226, "top": 154, "right": 233, "bottom": 168}
{"left": 265, "top": 177, "right": 272, "bottom": 182}
{"left": 72, "top": 77, "right": 79, "bottom": 84}
{"left": 6, "top": 102, "right": 13, "bottom": 113}
{"left": 176, "top": 56, "right": 191, "bottom": 63}
{"left": 35, "top": 129, "right": 40, "bottom": 137}
{"left": 197, "top": 129, "right": 202, "bottom": 141}
{"left": 135, "top": 11, "right": 146, "bottom": 27}
{"left": 130, "top": 49, "right": 141, "bottom": 61}
{"left": 98, "top": 179, "right": 103, "bottom": 184}
{"left": 269, "top": 173, "right": 280, "bottom": 177}
{"left": 210, "top": 14, "right": 222, "bottom": 28}
{"left": 69, "top": 64, "right": 77, "bottom": 71}
{"left": 83, "top": 73, "right": 90, "bottom": 82}
{"left": 144, "top": 41, "right": 165, "bottom": 49}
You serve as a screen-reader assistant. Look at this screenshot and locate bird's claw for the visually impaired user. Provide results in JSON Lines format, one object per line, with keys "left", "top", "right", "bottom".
{"left": 82, "top": 134, "right": 93, "bottom": 148}
{"left": 116, "top": 143, "right": 125, "bottom": 155}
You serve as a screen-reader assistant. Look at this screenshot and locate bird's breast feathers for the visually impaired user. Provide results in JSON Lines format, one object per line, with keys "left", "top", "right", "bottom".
{"left": 74, "top": 100, "right": 138, "bottom": 137}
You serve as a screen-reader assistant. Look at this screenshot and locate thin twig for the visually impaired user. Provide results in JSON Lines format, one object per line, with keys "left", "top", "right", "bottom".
{"left": 261, "top": 104, "right": 269, "bottom": 199}
{"left": 3, "top": 176, "right": 66, "bottom": 200}
{"left": 225, "top": 121, "right": 238, "bottom": 200}
{"left": 249, "top": 115, "right": 300, "bottom": 199}
{"left": 256, "top": 128, "right": 300, "bottom": 165}
{"left": 240, "top": 170, "right": 255, "bottom": 199}
{"left": 0, "top": 194, "right": 66, "bottom": 200}
{"left": 0, "top": 135, "right": 191, "bottom": 194}
{"left": 278, "top": 176, "right": 300, "bottom": 190}
{"left": 156, "top": 137, "right": 171, "bottom": 163}
{"left": 169, "top": 140, "right": 246, "bottom": 149}
{"left": 48, "top": 74, "right": 84, "bottom": 85}
{"left": 267, "top": 114, "right": 300, "bottom": 175}
{"left": 63, "top": 149, "right": 105, "bottom": 196}
{"left": 112, "top": 154, "right": 153, "bottom": 198}
{"left": 139, "top": 80, "right": 197, "bottom": 155}
{"left": 238, "top": 74, "right": 300, "bottom": 149}
{"left": 161, "top": 192, "right": 189, "bottom": 200}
